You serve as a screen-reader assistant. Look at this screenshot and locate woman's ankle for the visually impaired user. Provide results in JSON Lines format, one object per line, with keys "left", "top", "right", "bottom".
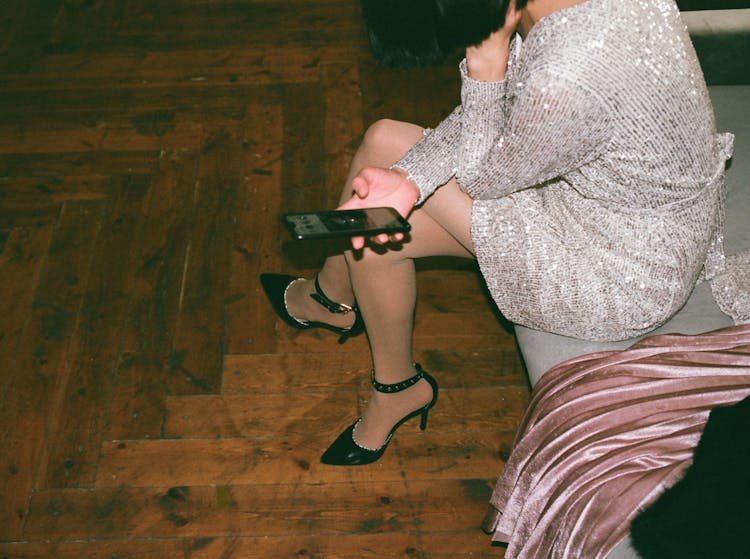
{"left": 354, "top": 379, "right": 435, "bottom": 448}
{"left": 286, "top": 278, "right": 356, "bottom": 329}
{"left": 314, "top": 271, "right": 355, "bottom": 309}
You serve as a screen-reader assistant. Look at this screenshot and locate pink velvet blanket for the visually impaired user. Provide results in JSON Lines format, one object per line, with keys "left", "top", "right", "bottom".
{"left": 483, "top": 324, "right": 750, "bottom": 558}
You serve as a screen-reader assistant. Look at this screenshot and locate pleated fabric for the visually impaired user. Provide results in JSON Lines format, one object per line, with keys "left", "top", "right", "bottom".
{"left": 483, "top": 324, "right": 750, "bottom": 559}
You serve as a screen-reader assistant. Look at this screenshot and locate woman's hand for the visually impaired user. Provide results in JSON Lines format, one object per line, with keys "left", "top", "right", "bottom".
{"left": 465, "top": 0, "right": 522, "bottom": 81}
{"left": 337, "top": 166, "right": 419, "bottom": 250}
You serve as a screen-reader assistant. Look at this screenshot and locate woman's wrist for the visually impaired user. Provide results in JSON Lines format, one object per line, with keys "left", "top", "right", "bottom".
{"left": 390, "top": 166, "right": 421, "bottom": 207}
{"left": 465, "top": 45, "right": 510, "bottom": 82}
{"left": 465, "top": 6, "right": 521, "bottom": 83}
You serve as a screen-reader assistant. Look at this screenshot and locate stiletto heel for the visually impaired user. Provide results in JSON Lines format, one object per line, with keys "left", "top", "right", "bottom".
{"left": 420, "top": 408, "right": 429, "bottom": 430}
{"left": 320, "top": 364, "right": 438, "bottom": 466}
{"left": 259, "top": 273, "right": 365, "bottom": 343}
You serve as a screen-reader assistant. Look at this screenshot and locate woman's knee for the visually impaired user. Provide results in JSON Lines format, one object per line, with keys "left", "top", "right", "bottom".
{"left": 360, "top": 119, "right": 423, "bottom": 163}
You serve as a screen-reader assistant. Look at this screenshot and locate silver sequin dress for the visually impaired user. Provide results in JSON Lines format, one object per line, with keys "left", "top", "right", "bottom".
{"left": 396, "top": 0, "right": 734, "bottom": 341}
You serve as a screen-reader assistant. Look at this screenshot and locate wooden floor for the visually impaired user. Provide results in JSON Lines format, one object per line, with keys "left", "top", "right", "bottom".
{"left": 0, "top": 2, "right": 529, "bottom": 557}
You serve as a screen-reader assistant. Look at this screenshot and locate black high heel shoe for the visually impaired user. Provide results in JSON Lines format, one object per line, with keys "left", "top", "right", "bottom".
{"left": 259, "top": 273, "right": 365, "bottom": 344}
{"left": 320, "top": 364, "right": 438, "bottom": 466}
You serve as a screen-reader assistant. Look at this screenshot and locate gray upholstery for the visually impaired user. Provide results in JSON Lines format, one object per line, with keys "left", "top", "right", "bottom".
{"left": 516, "top": 84, "right": 750, "bottom": 387}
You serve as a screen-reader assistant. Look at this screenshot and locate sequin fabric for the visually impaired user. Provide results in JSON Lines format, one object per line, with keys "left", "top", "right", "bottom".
{"left": 712, "top": 253, "right": 750, "bottom": 325}
{"left": 396, "top": 0, "right": 737, "bottom": 341}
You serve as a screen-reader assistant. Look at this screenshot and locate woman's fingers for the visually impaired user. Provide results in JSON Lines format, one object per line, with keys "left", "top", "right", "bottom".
{"left": 350, "top": 171, "right": 372, "bottom": 199}
{"left": 338, "top": 166, "right": 417, "bottom": 249}
{"left": 350, "top": 231, "right": 403, "bottom": 250}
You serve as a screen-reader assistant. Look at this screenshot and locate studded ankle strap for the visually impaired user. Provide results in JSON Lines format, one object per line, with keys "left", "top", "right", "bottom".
{"left": 309, "top": 274, "right": 354, "bottom": 314}
{"left": 371, "top": 364, "right": 425, "bottom": 394}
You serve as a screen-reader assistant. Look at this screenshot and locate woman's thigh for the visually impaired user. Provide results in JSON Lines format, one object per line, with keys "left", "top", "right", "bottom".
{"left": 399, "top": 181, "right": 474, "bottom": 259}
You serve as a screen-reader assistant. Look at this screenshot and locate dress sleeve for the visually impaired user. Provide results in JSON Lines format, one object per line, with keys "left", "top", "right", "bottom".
{"left": 395, "top": 36, "right": 521, "bottom": 205}
{"left": 396, "top": 39, "right": 611, "bottom": 204}
{"left": 459, "top": 70, "right": 612, "bottom": 200}
{"left": 393, "top": 105, "right": 463, "bottom": 205}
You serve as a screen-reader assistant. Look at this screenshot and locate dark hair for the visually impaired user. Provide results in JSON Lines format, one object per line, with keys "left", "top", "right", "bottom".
{"left": 361, "top": 0, "right": 528, "bottom": 67}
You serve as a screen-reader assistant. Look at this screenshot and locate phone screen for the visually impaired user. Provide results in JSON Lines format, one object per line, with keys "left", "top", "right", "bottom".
{"left": 283, "top": 207, "right": 410, "bottom": 240}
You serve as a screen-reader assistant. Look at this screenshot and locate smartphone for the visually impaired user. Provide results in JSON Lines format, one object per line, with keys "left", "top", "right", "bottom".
{"left": 282, "top": 207, "right": 411, "bottom": 240}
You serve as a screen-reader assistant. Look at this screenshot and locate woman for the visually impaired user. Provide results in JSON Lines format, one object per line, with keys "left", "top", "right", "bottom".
{"left": 261, "top": 0, "right": 731, "bottom": 466}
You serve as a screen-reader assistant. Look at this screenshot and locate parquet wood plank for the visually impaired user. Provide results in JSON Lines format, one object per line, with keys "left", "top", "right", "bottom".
{"left": 0, "top": 151, "right": 159, "bottom": 178}
{"left": 0, "top": 200, "right": 103, "bottom": 540}
{"left": 0, "top": 84, "right": 278, "bottom": 124}
{"left": 167, "top": 127, "right": 242, "bottom": 395}
{"left": 321, "top": 62, "right": 363, "bottom": 207}
{"left": 272, "top": 324, "right": 372, "bottom": 353}
{"left": 359, "top": 58, "right": 460, "bottom": 129}
{"left": 0, "top": 227, "right": 54, "bottom": 402}
{"left": 163, "top": 387, "right": 528, "bottom": 439}
{"left": 221, "top": 347, "right": 526, "bottom": 395}
{"left": 222, "top": 351, "right": 373, "bottom": 393}
{"left": 0, "top": 0, "right": 60, "bottom": 74}
{"left": 106, "top": 150, "right": 201, "bottom": 440}
{"left": 0, "top": 176, "right": 110, "bottom": 228}
{"left": 396, "top": 430, "right": 516, "bottom": 473}
{"left": 163, "top": 392, "right": 360, "bottom": 439}
{"left": 24, "top": 479, "right": 497, "bottom": 540}
{"left": 416, "top": 264, "right": 502, "bottom": 313}
{"left": 225, "top": 100, "right": 284, "bottom": 355}
{"left": 94, "top": 430, "right": 513, "bottom": 488}
{"left": 276, "top": 81, "right": 339, "bottom": 270}
{"left": 0, "top": 176, "right": 111, "bottom": 201}
{"left": 273, "top": 308, "right": 513, "bottom": 354}
{"left": 413, "top": 311, "right": 515, "bottom": 348}
{"left": 280, "top": 82, "right": 327, "bottom": 214}
{"left": 0, "top": 55, "right": 339, "bottom": 93}
{"left": 95, "top": 436, "right": 409, "bottom": 488}
{"left": 0, "top": 1, "right": 21, "bottom": 57}
{"left": 43, "top": 1, "right": 363, "bottom": 54}
{"left": 0, "top": 202, "right": 60, "bottom": 229}
{"left": 0, "top": 532, "right": 506, "bottom": 559}
{"left": 36, "top": 176, "right": 151, "bottom": 490}
{"left": 0, "top": 120, "right": 203, "bottom": 155}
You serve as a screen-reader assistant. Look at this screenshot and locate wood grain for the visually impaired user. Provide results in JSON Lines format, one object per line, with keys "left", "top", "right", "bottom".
{"left": 0, "top": 1, "right": 528, "bottom": 554}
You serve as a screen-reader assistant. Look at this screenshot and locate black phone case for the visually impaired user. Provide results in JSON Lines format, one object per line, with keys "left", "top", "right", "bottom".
{"left": 282, "top": 208, "right": 410, "bottom": 240}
